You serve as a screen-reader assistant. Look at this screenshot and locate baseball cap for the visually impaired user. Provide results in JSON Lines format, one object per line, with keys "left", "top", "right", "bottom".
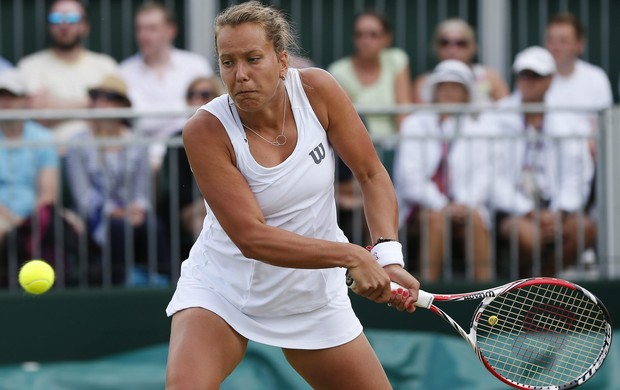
{"left": 512, "top": 46, "right": 556, "bottom": 76}
{"left": 0, "top": 70, "right": 28, "bottom": 96}
{"left": 423, "top": 59, "right": 474, "bottom": 102}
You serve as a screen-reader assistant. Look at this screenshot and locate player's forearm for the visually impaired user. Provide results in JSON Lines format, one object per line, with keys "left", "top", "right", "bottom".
{"left": 233, "top": 223, "right": 370, "bottom": 270}
{"left": 357, "top": 170, "right": 399, "bottom": 243}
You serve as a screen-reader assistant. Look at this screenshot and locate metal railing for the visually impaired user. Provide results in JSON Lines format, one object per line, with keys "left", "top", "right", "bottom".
{"left": 0, "top": 104, "right": 616, "bottom": 292}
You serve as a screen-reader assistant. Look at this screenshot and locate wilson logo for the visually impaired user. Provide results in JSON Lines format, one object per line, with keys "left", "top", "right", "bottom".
{"left": 309, "top": 143, "right": 326, "bottom": 164}
{"left": 463, "top": 291, "right": 496, "bottom": 301}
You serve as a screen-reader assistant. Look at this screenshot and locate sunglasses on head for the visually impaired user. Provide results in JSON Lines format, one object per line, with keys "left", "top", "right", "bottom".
{"left": 187, "top": 90, "right": 213, "bottom": 100}
{"left": 439, "top": 38, "right": 469, "bottom": 48}
{"left": 48, "top": 11, "right": 82, "bottom": 25}
{"left": 89, "top": 90, "right": 127, "bottom": 103}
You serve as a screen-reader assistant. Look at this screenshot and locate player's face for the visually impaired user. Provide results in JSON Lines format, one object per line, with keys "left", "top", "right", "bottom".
{"left": 48, "top": 0, "right": 88, "bottom": 51}
{"left": 135, "top": 9, "right": 176, "bottom": 57}
{"left": 436, "top": 27, "right": 476, "bottom": 63}
{"left": 353, "top": 15, "right": 390, "bottom": 60}
{"left": 434, "top": 82, "right": 469, "bottom": 104}
{"left": 217, "top": 23, "right": 287, "bottom": 113}
{"left": 545, "top": 23, "right": 583, "bottom": 68}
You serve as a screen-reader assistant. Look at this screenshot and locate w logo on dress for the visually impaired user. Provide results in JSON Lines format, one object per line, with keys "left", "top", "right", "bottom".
{"left": 309, "top": 143, "right": 326, "bottom": 164}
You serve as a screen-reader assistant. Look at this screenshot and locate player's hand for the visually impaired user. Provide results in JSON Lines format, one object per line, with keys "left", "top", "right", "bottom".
{"left": 383, "top": 264, "right": 420, "bottom": 313}
{"left": 347, "top": 246, "right": 392, "bottom": 303}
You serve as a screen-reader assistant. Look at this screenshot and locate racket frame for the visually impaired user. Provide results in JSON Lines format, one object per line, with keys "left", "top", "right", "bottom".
{"left": 406, "top": 277, "right": 613, "bottom": 390}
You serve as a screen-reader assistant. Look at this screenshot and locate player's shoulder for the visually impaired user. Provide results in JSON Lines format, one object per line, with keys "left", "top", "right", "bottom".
{"left": 182, "top": 103, "right": 229, "bottom": 147}
{"left": 298, "top": 67, "right": 344, "bottom": 97}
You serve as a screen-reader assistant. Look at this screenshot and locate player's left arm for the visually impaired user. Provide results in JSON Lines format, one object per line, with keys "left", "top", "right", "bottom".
{"left": 301, "top": 68, "right": 419, "bottom": 293}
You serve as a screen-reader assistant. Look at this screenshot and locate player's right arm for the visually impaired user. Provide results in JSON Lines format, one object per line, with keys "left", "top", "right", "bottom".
{"left": 182, "top": 110, "right": 391, "bottom": 302}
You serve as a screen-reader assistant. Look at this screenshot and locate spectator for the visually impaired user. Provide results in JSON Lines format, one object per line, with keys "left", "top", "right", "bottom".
{"left": 545, "top": 13, "right": 612, "bottom": 271}
{"left": 545, "top": 13, "right": 612, "bottom": 128}
{"left": 327, "top": 9, "right": 410, "bottom": 137}
{"left": 0, "top": 71, "right": 81, "bottom": 286}
{"left": 158, "top": 77, "right": 220, "bottom": 261}
{"left": 65, "top": 75, "right": 170, "bottom": 286}
{"left": 394, "top": 60, "right": 492, "bottom": 282}
{"left": 411, "top": 18, "right": 509, "bottom": 104}
{"left": 486, "top": 47, "right": 595, "bottom": 277}
{"left": 120, "top": 1, "right": 214, "bottom": 170}
{"left": 17, "top": 0, "right": 119, "bottom": 141}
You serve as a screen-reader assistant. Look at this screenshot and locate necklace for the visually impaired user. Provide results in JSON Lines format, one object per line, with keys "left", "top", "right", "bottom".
{"left": 240, "top": 89, "right": 287, "bottom": 146}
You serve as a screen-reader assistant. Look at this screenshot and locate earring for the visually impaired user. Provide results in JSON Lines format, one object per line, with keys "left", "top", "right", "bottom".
{"left": 280, "top": 74, "right": 285, "bottom": 80}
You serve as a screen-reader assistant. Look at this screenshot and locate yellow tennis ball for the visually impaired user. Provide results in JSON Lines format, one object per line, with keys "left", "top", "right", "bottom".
{"left": 19, "top": 260, "right": 55, "bottom": 295}
{"left": 488, "top": 315, "right": 499, "bottom": 326}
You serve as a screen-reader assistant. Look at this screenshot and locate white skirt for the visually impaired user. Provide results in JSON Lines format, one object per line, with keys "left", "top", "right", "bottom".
{"left": 166, "top": 260, "right": 363, "bottom": 350}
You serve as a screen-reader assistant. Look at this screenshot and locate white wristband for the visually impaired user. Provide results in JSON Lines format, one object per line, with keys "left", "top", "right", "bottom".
{"left": 370, "top": 241, "right": 405, "bottom": 268}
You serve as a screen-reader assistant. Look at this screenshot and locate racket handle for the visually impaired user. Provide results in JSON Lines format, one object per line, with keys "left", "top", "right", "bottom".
{"left": 389, "top": 281, "right": 434, "bottom": 309}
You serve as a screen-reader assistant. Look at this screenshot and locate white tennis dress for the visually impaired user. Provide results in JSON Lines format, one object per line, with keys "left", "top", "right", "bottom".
{"left": 166, "top": 68, "right": 363, "bottom": 349}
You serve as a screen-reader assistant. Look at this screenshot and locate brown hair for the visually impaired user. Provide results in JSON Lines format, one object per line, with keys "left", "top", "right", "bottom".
{"left": 548, "top": 12, "right": 585, "bottom": 40}
{"left": 214, "top": 1, "right": 298, "bottom": 57}
{"left": 136, "top": 1, "right": 176, "bottom": 26}
{"left": 353, "top": 10, "right": 393, "bottom": 35}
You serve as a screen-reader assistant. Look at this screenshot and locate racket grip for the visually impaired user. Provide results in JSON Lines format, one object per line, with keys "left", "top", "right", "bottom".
{"left": 389, "top": 282, "right": 434, "bottom": 309}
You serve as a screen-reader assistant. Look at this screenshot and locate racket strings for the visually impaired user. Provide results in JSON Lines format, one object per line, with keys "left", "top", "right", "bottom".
{"left": 475, "top": 283, "right": 608, "bottom": 387}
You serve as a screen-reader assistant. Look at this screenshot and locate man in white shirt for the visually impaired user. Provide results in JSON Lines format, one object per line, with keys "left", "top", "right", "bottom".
{"left": 545, "top": 13, "right": 612, "bottom": 137}
{"left": 486, "top": 46, "right": 595, "bottom": 278}
{"left": 17, "top": 0, "right": 119, "bottom": 140}
{"left": 120, "top": 2, "right": 214, "bottom": 169}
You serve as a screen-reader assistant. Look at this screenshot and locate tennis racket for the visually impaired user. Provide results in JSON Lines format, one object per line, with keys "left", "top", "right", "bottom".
{"left": 347, "top": 275, "right": 612, "bottom": 389}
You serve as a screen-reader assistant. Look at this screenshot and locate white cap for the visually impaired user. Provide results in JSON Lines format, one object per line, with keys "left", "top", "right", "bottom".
{"left": 513, "top": 46, "right": 556, "bottom": 76}
{"left": 0, "top": 70, "right": 28, "bottom": 96}
{"left": 423, "top": 60, "right": 474, "bottom": 102}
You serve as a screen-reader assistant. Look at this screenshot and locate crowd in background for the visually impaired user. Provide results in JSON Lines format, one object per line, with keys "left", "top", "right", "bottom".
{"left": 0, "top": 0, "right": 613, "bottom": 288}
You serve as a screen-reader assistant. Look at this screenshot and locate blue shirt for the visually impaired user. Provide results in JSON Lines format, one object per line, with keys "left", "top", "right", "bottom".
{"left": 0, "top": 121, "right": 58, "bottom": 217}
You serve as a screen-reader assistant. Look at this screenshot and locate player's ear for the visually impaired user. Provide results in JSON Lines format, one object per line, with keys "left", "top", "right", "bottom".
{"left": 278, "top": 50, "right": 288, "bottom": 78}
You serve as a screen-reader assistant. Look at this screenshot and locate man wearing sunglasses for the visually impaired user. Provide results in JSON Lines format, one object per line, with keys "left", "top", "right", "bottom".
{"left": 483, "top": 46, "right": 595, "bottom": 279}
{"left": 17, "top": 0, "right": 118, "bottom": 141}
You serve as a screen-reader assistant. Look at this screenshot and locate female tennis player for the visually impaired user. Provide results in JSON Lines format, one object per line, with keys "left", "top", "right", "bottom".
{"left": 165, "top": 2, "right": 420, "bottom": 389}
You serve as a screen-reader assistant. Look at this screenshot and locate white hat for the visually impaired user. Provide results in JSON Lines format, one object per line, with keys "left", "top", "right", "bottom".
{"left": 423, "top": 60, "right": 474, "bottom": 102}
{"left": 513, "top": 46, "right": 556, "bottom": 76}
{"left": 0, "top": 70, "right": 28, "bottom": 96}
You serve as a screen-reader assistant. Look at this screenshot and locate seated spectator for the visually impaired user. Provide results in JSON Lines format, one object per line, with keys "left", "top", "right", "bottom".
{"left": 394, "top": 60, "right": 492, "bottom": 282}
{"left": 486, "top": 47, "right": 595, "bottom": 278}
{"left": 545, "top": 13, "right": 612, "bottom": 132}
{"left": 120, "top": 1, "right": 214, "bottom": 170}
{"left": 328, "top": 10, "right": 410, "bottom": 138}
{"left": 411, "top": 18, "right": 509, "bottom": 104}
{"left": 17, "top": 0, "right": 119, "bottom": 141}
{"left": 158, "top": 77, "right": 220, "bottom": 261}
{"left": 65, "top": 75, "right": 170, "bottom": 286}
{"left": 0, "top": 71, "right": 82, "bottom": 287}
{"left": 545, "top": 14, "right": 612, "bottom": 255}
